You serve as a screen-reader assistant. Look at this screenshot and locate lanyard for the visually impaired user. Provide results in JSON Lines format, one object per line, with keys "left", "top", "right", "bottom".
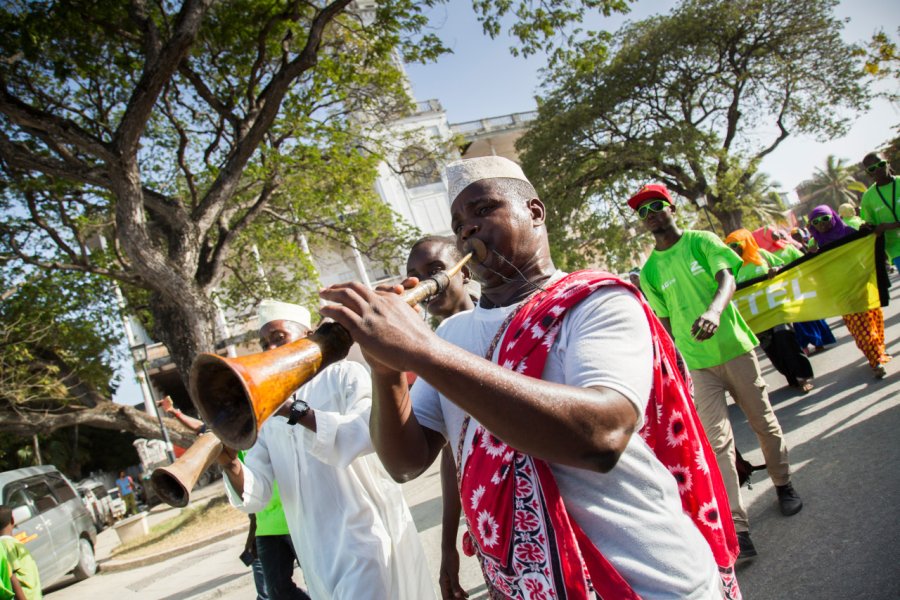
{"left": 875, "top": 178, "right": 899, "bottom": 222}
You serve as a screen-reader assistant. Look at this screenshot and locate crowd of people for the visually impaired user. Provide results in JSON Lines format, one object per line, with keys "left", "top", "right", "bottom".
{"left": 152, "top": 150, "right": 896, "bottom": 600}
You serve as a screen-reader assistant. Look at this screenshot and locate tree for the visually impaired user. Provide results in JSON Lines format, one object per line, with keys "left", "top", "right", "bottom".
{"left": 801, "top": 155, "right": 866, "bottom": 209}
{"left": 0, "top": 0, "right": 450, "bottom": 383}
{"left": 0, "top": 0, "right": 639, "bottom": 449}
{"left": 0, "top": 269, "right": 196, "bottom": 455}
{"left": 518, "top": 0, "right": 868, "bottom": 268}
{"left": 855, "top": 27, "right": 899, "bottom": 102}
{"left": 472, "top": 0, "right": 631, "bottom": 64}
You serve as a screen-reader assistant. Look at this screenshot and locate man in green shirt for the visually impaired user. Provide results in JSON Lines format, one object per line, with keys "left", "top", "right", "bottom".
{"left": 630, "top": 184, "right": 803, "bottom": 560}
{"left": 860, "top": 152, "right": 900, "bottom": 271}
{"left": 0, "top": 547, "right": 27, "bottom": 600}
{"left": 0, "top": 507, "right": 39, "bottom": 600}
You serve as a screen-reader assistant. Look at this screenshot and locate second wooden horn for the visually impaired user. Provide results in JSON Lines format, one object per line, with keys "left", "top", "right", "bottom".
{"left": 150, "top": 432, "right": 223, "bottom": 508}
{"left": 189, "top": 242, "right": 483, "bottom": 450}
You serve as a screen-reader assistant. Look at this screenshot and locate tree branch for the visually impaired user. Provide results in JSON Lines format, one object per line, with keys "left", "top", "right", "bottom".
{"left": 0, "top": 402, "right": 196, "bottom": 448}
{"left": 114, "top": 0, "right": 214, "bottom": 156}
{"left": 0, "top": 79, "right": 115, "bottom": 162}
{"left": 191, "top": 0, "right": 353, "bottom": 232}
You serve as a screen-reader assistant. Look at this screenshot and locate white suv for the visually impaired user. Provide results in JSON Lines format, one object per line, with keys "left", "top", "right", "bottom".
{"left": 0, "top": 465, "right": 98, "bottom": 587}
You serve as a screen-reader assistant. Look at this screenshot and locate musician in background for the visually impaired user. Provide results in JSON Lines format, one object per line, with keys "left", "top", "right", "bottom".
{"left": 321, "top": 157, "right": 739, "bottom": 598}
{"left": 406, "top": 236, "right": 474, "bottom": 600}
{"left": 219, "top": 300, "right": 434, "bottom": 600}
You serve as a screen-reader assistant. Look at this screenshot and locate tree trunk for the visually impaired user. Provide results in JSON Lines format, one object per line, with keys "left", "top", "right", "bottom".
{"left": 710, "top": 205, "right": 745, "bottom": 236}
{"left": 32, "top": 435, "right": 42, "bottom": 465}
{"left": 148, "top": 288, "right": 220, "bottom": 389}
{"left": 0, "top": 402, "right": 196, "bottom": 448}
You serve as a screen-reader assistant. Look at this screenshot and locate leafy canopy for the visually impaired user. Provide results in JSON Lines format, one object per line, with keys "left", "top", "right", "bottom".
{"left": 519, "top": 0, "right": 869, "bottom": 269}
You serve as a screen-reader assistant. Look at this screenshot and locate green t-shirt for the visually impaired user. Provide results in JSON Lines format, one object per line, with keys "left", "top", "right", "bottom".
{"left": 0, "top": 549, "right": 13, "bottom": 600}
{"left": 641, "top": 230, "right": 758, "bottom": 370}
{"left": 773, "top": 244, "right": 804, "bottom": 264}
{"left": 732, "top": 249, "right": 783, "bottom": 284}
{"left": 860, "top": 177, "right": 900, "bottom": 259}
{"left": 237, "top": 451, "right": 290, "bottom": 536}
{"left": 0, "top": 536, "right": 40, "bottom": 600}
{"left": 843, "top": 215, "right": 864, "bottom": 230}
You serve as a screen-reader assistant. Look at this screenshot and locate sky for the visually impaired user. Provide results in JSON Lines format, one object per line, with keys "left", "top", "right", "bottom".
{"left": 405, "top": 0, "right": 900, "bottom": 192}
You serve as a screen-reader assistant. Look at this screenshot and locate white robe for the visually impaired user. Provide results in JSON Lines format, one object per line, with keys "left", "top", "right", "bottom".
{"left": 225, "top": 360, "right": 435, "bottom": 600}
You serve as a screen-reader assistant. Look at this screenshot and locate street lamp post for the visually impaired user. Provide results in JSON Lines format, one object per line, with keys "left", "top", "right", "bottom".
{"left": 696, "top": 195, "right": 720, "bottom": 237}
{"left": 130, "top": 343, "right": 175, "bottom": 463}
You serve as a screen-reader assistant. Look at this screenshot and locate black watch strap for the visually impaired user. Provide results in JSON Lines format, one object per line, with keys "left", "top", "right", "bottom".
{"left": 287, "top": 399, "right": 310, "bottom": 425}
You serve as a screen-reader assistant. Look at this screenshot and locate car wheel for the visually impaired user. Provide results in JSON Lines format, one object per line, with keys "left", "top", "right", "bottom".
{"left": 72, "top": 537, "right": 97, "bottom": 580}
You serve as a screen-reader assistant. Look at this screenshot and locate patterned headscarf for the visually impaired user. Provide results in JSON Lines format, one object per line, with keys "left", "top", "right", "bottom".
{"left": 808, "top": 205, "right": 856, "bottom": 247}
{"left": 724, "top": 228, "right": 764, "bottom": 266}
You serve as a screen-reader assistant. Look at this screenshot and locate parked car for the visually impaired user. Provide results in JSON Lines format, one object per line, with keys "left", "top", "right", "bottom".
{"left": 0, "top": 465, "right": 98, "bottom": 587}
{"left": 75, "top": 479, "right": 116, "bottom": 531}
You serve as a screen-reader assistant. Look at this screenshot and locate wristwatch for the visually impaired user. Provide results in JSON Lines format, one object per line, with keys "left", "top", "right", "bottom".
{"left": 287, "top": 399, "right": 311, "bottom": 425}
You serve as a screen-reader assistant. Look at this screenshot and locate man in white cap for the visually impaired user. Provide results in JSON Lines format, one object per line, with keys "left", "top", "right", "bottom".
{"left": 220, "top": 299, "right": 434, "bottom": 600}
{"left": 321, "top": 157, "right": 740, "bottom": 598}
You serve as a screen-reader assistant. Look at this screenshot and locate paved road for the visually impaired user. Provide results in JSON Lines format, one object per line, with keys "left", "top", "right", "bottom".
{"left": 47, "top": 273, "right": 900, "bottom": 599}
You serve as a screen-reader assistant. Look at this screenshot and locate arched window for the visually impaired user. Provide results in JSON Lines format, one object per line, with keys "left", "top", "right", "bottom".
{"left": 399, "top": 146, "right": 441, "bottom": 189}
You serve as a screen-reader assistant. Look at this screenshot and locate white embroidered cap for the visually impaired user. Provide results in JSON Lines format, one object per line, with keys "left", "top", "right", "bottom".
{"left": 445, "top": 156, "right": 531, "bottom": 203}
{"left": 257, "top": 299, "right": 312, "bottom": 329}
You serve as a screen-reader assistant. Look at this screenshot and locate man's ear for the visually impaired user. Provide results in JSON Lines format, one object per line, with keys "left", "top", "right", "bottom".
{"left": 461, "top": 264, "right": 471, "bottom": 284}
{"left": 527, "top": 197, "right": 546, "bottom": 227}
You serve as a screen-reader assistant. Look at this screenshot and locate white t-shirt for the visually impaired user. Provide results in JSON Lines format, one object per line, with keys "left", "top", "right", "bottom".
{"left": 411, "top": 281, "right": 721, "bottom": 599}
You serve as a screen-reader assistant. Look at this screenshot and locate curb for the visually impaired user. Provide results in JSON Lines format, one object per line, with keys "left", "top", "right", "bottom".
{"left": 99, "top": 526, "right": 246, "bottom": 573}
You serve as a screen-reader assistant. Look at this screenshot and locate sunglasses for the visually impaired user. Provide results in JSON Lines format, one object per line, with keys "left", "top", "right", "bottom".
{"left": 810, "top": 214, "right": 832, "bottom": 225}
{"left": 866, "top": 159, "right": 887, "bottom": 174}
{"left": 637, "top": 199, "right": 671, "bottom": 219}
{"left": 727, "top": 242, "right": 742, "bottom": 251}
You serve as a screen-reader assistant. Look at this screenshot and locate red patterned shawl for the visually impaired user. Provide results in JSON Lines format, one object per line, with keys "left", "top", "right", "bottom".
{"left": 457, "top": 271, "right": 740, "bottom": 599}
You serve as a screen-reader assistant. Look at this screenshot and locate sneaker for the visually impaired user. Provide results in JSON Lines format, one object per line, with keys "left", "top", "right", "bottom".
{"left": 775, "top": 482, "right": 803, "bottom": 516}
{"left": 737, "top": 531, "right": 757, "bottom": 559}
{"left": 873, "top": 364, "right": 887, "bottom": 379}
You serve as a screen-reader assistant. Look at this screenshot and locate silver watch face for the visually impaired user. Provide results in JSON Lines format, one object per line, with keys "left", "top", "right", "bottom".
{"left": 289, "top": 399, "right": 309, "bottom": 424}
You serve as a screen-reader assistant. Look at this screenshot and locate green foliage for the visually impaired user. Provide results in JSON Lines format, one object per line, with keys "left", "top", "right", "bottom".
{"left": 519, "top": 0, "right": 868, "bottom": 266}
{"left": 0, "top": 1, "right": 452, "bottom": 376}
{"left": 471, "top": 0, "right": 631, "bottom": 64}
{"left": 800, "top": 155, "right": 866, "bottom": 209}
{"left": 0, "top": 269, "right": 121, "bottom": 410}
{"left": 854, "top": 27, "right": 899, "bottom": 101}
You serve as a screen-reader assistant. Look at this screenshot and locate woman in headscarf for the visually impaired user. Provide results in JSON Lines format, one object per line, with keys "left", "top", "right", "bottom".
{"left": 724, "top": 228, "right": 816, "bottom": 393}
{"left": 808, "top": 205, "right": 891, "bottom": 378}
{"left": 760, "top": 225, "right": 838, "bottom": 354}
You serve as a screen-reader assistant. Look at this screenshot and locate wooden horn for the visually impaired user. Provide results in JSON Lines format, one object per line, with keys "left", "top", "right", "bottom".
{"left": 189, "top": 241, "right": 485, "bottom": 450}
{"left": 150, "top": 432, "right": 224, "bottom": 508}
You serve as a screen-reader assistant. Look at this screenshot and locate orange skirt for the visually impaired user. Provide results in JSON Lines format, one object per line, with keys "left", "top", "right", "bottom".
{"left": 842, "top": 308, "right": 890, "bottom": 369}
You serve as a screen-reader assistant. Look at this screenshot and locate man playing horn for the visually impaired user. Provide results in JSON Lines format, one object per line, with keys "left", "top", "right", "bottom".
{"left": 219, "top": 300, "right": 433, "bottom": 600}
{"left": 321, "top": 157, "right": 740, "bottom": 598}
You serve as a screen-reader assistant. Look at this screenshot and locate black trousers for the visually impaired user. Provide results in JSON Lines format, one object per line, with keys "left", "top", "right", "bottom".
{"left": 759, "top": 326, "right": 814, "bottom": 387}
{"left": 256, "top": 534, "right": 311, "bottom": 600}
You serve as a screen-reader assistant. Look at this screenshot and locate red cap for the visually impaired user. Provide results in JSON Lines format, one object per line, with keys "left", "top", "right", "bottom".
{"left": 627, "top": 183, "right": 673, "bottom": 210}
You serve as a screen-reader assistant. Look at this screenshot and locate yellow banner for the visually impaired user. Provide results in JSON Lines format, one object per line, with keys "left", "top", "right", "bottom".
{"left": 733, "top": 234, "right": 888, "bottom": 333}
